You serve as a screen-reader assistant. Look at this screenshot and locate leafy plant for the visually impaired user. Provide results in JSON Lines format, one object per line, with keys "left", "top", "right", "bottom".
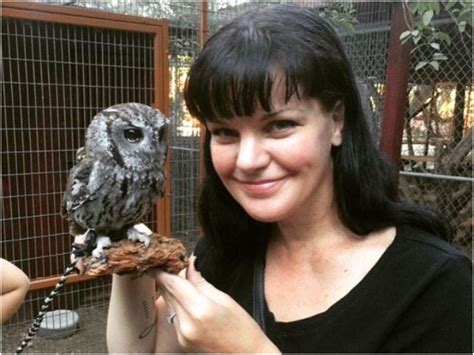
{"left": 400, "top": 0, "right": 472, "bottom": 71}
{"left": 320, "top": 3, "right": 359, "bottom": 33}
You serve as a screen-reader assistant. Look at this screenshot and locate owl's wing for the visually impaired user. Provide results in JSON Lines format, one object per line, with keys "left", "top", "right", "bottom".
{"left": 61, "top": 159, "right": 100, "bottom": 218}
{"left": 75, "top": 146, "right": 87, "bottom": 164}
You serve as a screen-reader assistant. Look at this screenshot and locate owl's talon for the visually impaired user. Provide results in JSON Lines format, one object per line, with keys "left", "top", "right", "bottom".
{"left": 91, "top": 236, "right": 112, "bottom": 260}
{"left": 127, "top": 225, "right": 152, "bottom": 247}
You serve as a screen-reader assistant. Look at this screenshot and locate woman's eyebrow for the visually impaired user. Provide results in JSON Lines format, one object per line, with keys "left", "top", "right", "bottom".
{"left": 206, "top": 118, "right": 228, "bottom": 125}
{"left": 264, "top": 109, "right": 287, "bottom": 118}
{"left": 263, "top": 108, "right": 299, "bottom": 119}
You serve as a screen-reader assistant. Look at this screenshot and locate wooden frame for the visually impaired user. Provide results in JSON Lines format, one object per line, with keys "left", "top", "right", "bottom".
{"left": 1, "top": 1, "right": 170, "bottom": 289}
{"left": 379, "top": 2, "right": 412, "bottom": 166}
{"left": 198, "top": 1, "right": 208, "bottom": 183}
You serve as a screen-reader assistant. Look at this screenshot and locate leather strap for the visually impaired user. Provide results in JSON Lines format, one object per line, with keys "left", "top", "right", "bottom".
{"left": 253, "top": 249, "right": 266, "bottom": 332}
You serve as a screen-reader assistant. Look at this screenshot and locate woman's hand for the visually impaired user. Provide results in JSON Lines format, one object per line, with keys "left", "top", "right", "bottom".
{"left": 155, "top": 257, "right": 280, "bottom": 353}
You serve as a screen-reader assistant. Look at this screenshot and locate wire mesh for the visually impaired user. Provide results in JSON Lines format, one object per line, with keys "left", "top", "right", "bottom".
{"left": 2, "top": 11, "right": 159, "bottom": 352}
{"left": 400, "top": 7, "right": 472, "bottom": 255}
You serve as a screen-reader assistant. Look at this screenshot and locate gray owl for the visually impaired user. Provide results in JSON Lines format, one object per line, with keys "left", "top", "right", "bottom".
{"left": 62, "top": 103, "right": 168, "bottom": 259}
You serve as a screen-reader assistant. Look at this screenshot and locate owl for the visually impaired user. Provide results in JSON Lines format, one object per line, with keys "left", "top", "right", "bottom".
{"left": 62, "top": 103, "right": 168, "bottom": 259}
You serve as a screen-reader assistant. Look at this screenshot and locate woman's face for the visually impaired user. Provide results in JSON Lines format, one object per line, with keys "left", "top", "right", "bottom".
{"left": 207, "top": 93, "right": 344, "bottom": 224}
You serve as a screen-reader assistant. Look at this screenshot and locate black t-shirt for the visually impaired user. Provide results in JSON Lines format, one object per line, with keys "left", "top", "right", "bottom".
{"left": 194, "top": 224, "right": 472, "bottom": 353}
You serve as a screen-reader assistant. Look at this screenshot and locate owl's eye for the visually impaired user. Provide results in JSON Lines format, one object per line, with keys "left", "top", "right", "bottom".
{"left": 124, "top": 128, "right": 143, "bottom": 143}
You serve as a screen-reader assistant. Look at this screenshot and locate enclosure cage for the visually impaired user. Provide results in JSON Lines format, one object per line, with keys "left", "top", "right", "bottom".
{"left": 1, "top": 1, "right": 472, "bottom": 353}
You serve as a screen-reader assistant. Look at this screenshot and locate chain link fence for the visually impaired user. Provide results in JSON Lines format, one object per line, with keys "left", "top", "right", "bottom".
{"left": 399, "top": 7, "right": 472, "bottom": 255}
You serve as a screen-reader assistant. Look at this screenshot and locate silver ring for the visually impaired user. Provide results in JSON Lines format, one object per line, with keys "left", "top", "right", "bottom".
{"left": 167, "top": 312, "right": 177, "bottom": 324}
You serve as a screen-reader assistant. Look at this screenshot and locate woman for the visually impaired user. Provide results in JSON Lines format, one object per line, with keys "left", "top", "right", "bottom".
{"left": 107, "top": 5, "right": 471, "bottom": 353}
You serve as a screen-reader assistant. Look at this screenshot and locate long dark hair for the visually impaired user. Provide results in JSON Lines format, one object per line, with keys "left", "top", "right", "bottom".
{"left": 184, "top": 5, "right": 451, "bottom": 283}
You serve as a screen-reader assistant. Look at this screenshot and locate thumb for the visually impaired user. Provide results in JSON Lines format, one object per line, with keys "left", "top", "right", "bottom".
{"left": 185, "top": 255, "right": 207, "bottom": 285}
{"left": 185, "top": 256, "right": 223, "bottom": 298}
{"left": 185, "top": 256, "right": 232, "bottom": 306}
{"left": 186, "top": 256, "right": 242, "bottom": 308}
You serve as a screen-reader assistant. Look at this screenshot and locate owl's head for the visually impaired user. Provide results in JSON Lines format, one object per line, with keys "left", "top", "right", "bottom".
{"left": 86, "top": 103, "right": 168, "bottom": 171}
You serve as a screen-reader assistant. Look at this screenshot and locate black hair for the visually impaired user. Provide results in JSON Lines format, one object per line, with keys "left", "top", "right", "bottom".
{"left": 184, "top": 4, "right": 452, "bottom": 284}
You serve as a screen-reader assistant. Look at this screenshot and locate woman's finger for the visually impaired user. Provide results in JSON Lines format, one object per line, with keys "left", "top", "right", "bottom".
{"left": 156, "top": 269, "right": 218, "bottom": 317}
{"left": 158, "top": 285, "right": 181, "bottom": 327}
{"left": 157, "top": 277, "right": 204, "bottom": 341}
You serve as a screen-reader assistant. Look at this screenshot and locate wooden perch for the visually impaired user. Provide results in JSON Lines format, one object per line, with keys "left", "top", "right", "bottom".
{"left": 84, "top": 233, "right": 188, "bottom": 277}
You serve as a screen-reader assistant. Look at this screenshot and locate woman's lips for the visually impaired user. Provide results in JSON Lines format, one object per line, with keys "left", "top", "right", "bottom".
{"left": 236, "top": 178, "right": 284, "bottom": 196}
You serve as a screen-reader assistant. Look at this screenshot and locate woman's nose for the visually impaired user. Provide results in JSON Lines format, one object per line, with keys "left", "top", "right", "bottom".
{"left": 235, "top": 135, "right": 270, "bottom": 171}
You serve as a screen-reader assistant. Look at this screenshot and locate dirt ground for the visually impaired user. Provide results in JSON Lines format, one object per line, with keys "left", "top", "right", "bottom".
{"left": 1, "top": 304, "right": 108, "bottom": 354}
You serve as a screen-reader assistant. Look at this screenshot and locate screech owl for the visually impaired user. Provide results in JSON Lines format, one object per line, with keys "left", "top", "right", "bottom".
{"left": 62, "top": 103, "right": 168, "bottom": 259}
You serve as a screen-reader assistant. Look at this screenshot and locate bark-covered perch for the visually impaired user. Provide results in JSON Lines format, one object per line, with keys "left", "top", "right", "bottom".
{"left": 84, "top": 233, "right": 188, "bottom": 277}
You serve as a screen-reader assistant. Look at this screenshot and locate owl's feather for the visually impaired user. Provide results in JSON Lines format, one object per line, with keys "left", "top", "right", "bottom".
{"left": 61, "top": 159, "right": 97, "bottom": 217}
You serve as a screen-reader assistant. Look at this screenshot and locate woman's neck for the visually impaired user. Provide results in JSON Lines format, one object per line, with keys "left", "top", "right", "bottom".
{"left": 270, "top": 206, "right": 355, "bottom": 260}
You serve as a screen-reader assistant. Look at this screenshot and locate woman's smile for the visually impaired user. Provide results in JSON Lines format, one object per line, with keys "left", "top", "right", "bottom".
{"left": 233, "top": 177, "right": 285, "bottom": 197}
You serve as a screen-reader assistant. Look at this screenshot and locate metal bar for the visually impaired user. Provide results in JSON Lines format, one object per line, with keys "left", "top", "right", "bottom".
{"left": 339, "top": 16, "right": 457, "bottom": 37}
{"left": 170, "top": 146, "right": 200, "bottom": 152}
{"left": 379, "top": 2, "right": 412, "bottom": 165}
{"left": 399, "top": 171, "right": 474, "bottom": 183}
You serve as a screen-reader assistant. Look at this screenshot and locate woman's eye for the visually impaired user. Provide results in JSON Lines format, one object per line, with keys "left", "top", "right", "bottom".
{"left": 268, "top": 120, "right": 297, "bottom": 133}
{"left": 124, "top": 128, "right": 143, "bottom": 143}
{"left": 211, "top": 128, "right": 238, "bottom": 139}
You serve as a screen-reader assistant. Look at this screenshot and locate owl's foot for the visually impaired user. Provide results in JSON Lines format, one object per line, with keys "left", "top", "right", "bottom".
{"left": 92, "top": 236, "right": 112, "bottom": 260}
{"left": 127, "top": 224, "right": 153, "bottom": 248}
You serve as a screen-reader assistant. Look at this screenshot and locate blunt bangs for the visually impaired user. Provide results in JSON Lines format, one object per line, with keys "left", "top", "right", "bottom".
{"left": 184, "top": 5, "right": 349, "bottom": 123}
{"left": 185, "top": 38, "right": 297, "bottom": 123}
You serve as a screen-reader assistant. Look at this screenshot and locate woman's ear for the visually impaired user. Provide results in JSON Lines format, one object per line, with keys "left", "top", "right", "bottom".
{"left": 331, "top": 101, "right": 345, "bottom": 146}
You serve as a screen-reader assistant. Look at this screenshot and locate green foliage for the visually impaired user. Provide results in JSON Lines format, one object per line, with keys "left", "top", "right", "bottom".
{"left": 320, "top": 3, "right": 359, "bottom": 33}
{"left": 400, "top": 0, "right": 472, "bottom": 71}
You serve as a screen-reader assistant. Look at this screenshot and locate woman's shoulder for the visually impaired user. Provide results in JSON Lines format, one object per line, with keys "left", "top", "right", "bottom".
{"left": 385, "top": 224, "right": 472, "bottom": 294}
{"left": 395, "top": 223, "right": 471, "bottom": 265}
{"left": 375, "top": 224, "right": 472, "bottom": 352}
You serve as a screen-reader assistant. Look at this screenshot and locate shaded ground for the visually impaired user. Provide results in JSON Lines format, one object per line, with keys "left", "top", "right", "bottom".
{"left": 2, "top": 305, "right": 108, "bottom": 354}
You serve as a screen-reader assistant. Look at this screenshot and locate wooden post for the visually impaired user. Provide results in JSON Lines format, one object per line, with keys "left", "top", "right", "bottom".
{"left": 198, "top": 0, "right": 209, "bottom": 182}
{"left": 200, "top": 1, "right": 209, "bottom": 49}
{"left": 379, "top": 2, "right": 412, "bottom": 166}
{"left": 154, "top": 23, "right": 172, "bottom": 238}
